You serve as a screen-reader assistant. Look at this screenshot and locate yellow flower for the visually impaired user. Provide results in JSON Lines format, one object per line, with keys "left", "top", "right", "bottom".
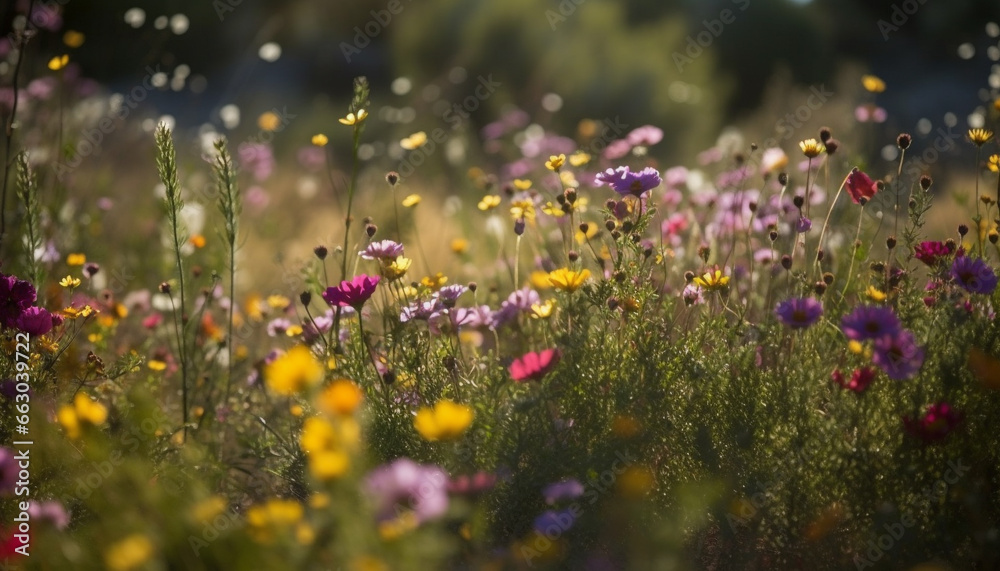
{"left": 67, "top": 253, "right": 86, "bottom": 266}
{"left": 190, "top": 234, "right": 206, "bottom": 248}
{"left": 969, "top": 128, "right": 994, "bottom": 147}
{"left": 47, "top": 54, "right": 69, "bottom": 71}
{"left": 247, "top": 499, "right": 305, "bottom": 543}
{"left": 190, "top": 496, "right": 227, "bottom": 525}
{"left": 861, "top": 74, "right": 886, "bottom": 93}
{"left": 258, "top": 111, "right": 281, "bottom": 131}
{"left": 545, "top": 154, "right": 566, "bottom": 171}
{"left": 59, "top": 275, "right": 81, "bottom": 288}
{"left": 309, "top": 493, "right": 330, "bottom": 509}
{"left": 847, "top": 340, "right": 864, "bottom": 355}
{"left": 548, "top": 268, "right": 591, "bottom": 293}
{"left": 421, "top": 273, "right": 448, "bottom": 290}
{"left": 450, "top": 238, "right": 469, "bottom": 254}
{"left": 530, "top": 270, "right": 553, "bottom": 290}
{"left": 300, "top": 416, "right": 353, "bottom": 479}
{"left": 285, "top": 325, "right": 303, "bottom": 337}
{"left": 317, "top": 379, "right": 363, "bottom": 416}
{"left": 541, "top": 201, "right": 566, "bottom": 217}
{"left": 401, "top": 193, "right": 421, "bottom": 208}
{"left": 569, "top": 151, "right": 591, "bottom": 167}
{"left": 478, "top": 195, "right": 501, "bottom": 211}
{"left": 414, "top": 399, "right": 474, "bottom": 442}
{"left": 148, "top": 359, "right": 167, "bottom": 371}
{"left": 560, "top": 171, "right": 579, "bottom": 188}
{"left": 693, "top": 269, "right": 730, "bottom": 291}
{"left": 381, "top": 256, "right": 412, "bottom": 281}
{"left": 799, "top": 139, "right": 825, "bottom": 158}
{"left": 265, "top": 346, "right": 324, "bottom": 395}
{"left": 866, "top": 286, "right": 887, "bottom": 302}
{"left": 510, "top": 199, "right": 535, "bottom": 221}
{"left": 105, "top": 533, "right": 154, "bottom": 571}
{"left": 339, "top": 109, "right": 368, "bottom": 126}
{"left": 513, "top": 179, "right": 532, "bottom": 191}
{"left": 245, "top": 293, "right": 265, "bottom": 321}
{"left": 531, "top": 299, "right": 556, "bottom": 319}
{"left": 58, "top": 392, "right": 108, "bottom": 440}
{"left": 311, "top": 134, "right": 328, "bottom": 146}
{"left": 63, "top": 30, "right": 85, "bottom": 48}
{"left": 267, "top": 294, "right": 291, "bottom": 310}
{"left": 290, "top": 404, "right": 304, "bottom": 416}
{"left": 401, "top": 131, "right": 427, "bottom": 150}
{"left": 575, "top": 223, "right": 598, "bottom": 244}
{"left": 988, "top": 155, "right": 1000, "bottom": 173}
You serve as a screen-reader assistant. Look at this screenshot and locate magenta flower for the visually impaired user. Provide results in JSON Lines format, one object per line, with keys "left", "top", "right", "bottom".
{"left": 914, "top": 241, "right": 951, "bottom": 266}
{"left": 904, "top": 402, "right": 963, "bottom": 444}
{"left": 872, "top": 331, "right": 925, "bottom": 380}
{"left": 448, "top": 472, "right": 497, "bottom": 495}
{"left": 365, "top": 458, "right": 449, "bottom": 523}
{"left": 322, "top": 275, "right": 380, "bottom": 309}
{"left": 14, "top": 306, "right": 53, "bottom": 336}
{"left": 831, "top": 367, "right": 876, "bottom": 393}
{"left": 841, "top": 306, "right": 902, "bottom": 341}
{"left": 774, "top": 297, "right": 823, "bottom": 329}
{"left": 543, "top": 478, "right": 584, "bottom": 504}
{"left": 509, "top": 348, "right": 561, "bottom": 382}
{"left": 845, "top": 168, "right": 878, "bottom": 204}
{"left": 0, "top": 273, "right": 37, "bottom": 328}
{"left": 626, "top": 125, "right": 663, "bottom": 147}
{"left": 951, "top": 255, "right": 998, "bottom": 294}
{"left": 594, "top": 166, "right": 662, "bottom": 197}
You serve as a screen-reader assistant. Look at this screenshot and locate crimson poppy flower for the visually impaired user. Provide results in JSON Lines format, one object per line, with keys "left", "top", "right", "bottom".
{"left": 845, "top": 168, "right": 878, "bottom": 204}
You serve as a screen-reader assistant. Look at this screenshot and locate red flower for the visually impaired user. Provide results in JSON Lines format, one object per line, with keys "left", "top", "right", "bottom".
{"left": 322, "top": 275, "right": 380, "bottom": 309}
{"left": 845, "top": 168, "right": 878, "bottom": 204}
{"left": 903, "top": 402, "right": 963, "bottom": 444}
{"left": 509, "top": 348, "right": 561, "bottom": 382}
{"left": 831, "top": 367, "right": 876, "bottom": 393}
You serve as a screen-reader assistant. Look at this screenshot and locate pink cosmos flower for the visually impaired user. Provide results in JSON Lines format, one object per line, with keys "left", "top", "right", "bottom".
{"left": 509, "top": 348, "right": 561, "bottom": 382}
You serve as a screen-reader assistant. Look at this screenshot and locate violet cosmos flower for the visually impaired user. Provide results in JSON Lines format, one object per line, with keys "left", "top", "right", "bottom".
{"left": 365, "top": 458, "right": 449, "bottom": 523}
{"left": 322, "top": 274, "right": 380, "bottom": 309}
{"left": 841, "top": 306, "right": 902, "bottom": 341}
{"left": 903, "top": 402, "right": 963, "bottom": 444}
{"left": 543, "top": 478, "right": 585, "bottom": 505}
{"left": 360, "top": 240, "right": 404, "bottom": 261}
{"left": 14, "top": 306, "right": 53, "bottom": 336}
{"left": 0, "top": 273, "right": 37, "bottom": 329}
{"left": 914, "top": 241, "right": 951, "bottom": 267}
{"left": 845, "top": 168, "right": 878, "bottom": 204}
{"left": 774, "top": 297, "right": 823, "bottom": 329}
{"left": 509, "top": 348, "right": 561, "bottom": 382}
{"left": 872, "top": 330, "right": 925, "bottom": 380}
{"left": 594, "top": 166, "right": 662, "bottom": 198}
{"left": 951, "top": 255, "right": 998, "bottom": 295}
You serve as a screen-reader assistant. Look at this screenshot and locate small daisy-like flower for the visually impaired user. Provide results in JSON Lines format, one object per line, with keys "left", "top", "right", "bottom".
{"left": 59, "top": 275, "right": 81, "bottom": 288}
{"left": 774, "top": 297, "right": 823, "bottom": 329}
{"left": 760, "top": 148, "right": 788, "bottom": 174}
{"left": 381, "top": 256, "right": 411, "bottom": 281}
{"left": 513, "top": 179, "right": 532, "bottom": 191}
{"left": 510, "top": 199, "right": 536, "bottom": 221}
{"left": 414, "top": 400, "right": 474, "bottom": 442}
{"left": 420, "top": 273, "right": 448, "bottom": 290}
{"left": 400, "top": 131, "right": 427, "bottom": 150}
{"left": 968, "top": 128, "right": 994, "bottom": 147}
{"left": 530, "top": 299, "right": 555, "bottom": 319}
{"left": 401, "top": 194, "right": 421, "bottom": 208}
{"left": 866, "top": 286, "right": 887, "bottom": 302}
{"left": 799, "top": 139, "right": 825, "bottom": 158}
{"left": 861, "top": 74, "right": 886, "bottom": 93}
{"left": 478, "top": 195, "right": 501, "bottom": 211}
{"left": 951, "top": 255, "right": 998, "bottom": 294}
{"left": 988, "top": 155, "right": 1000, "bottom": 173}
{"left": 547, "top": 268, "right": 591, "bottom": 293}
{"left": 311, "top": 134, "right": 328, "bottom": 147}
{"left": 872, "top": 330, "right": 925, "bottom": 380}
{"left": 693, "top": 268, "right": 729, "bottom": 291}
{"left": 360, "top": 240, "right": 404, "bottom": 261}
{"left": 594, "top": 166, "right": 662, "bottom": 198}
{"left": 841, "top": 306, "right": 902, "bottom": 341}
{"left": 545, "top": 154, "right": 566, "bottom": 171}
{"left": 338, "top": 109, "right": 368, "bottom": 126}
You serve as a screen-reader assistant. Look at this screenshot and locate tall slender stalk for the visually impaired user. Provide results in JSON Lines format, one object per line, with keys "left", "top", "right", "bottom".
{"left": 15, "top": 151, "right": 43, "bottom": 287}
{"left": 155, "top": 124, "right": 190, "bottom": 441}
{"left": 0, "top": 3, "right": 35, "bottom": 248}
{"left": 212, "top": 139, "right": 241, "bottom": 402}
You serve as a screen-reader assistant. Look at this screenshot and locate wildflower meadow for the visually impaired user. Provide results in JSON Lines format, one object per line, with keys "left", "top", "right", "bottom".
{"left": 2, "top": 2, "right": 1000, "bottom": 570}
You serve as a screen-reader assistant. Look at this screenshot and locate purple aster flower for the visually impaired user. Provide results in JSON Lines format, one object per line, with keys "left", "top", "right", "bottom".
{"left": 951, "top": 255, "right": 998, "bottom": 294}
{"left": 774, "top": 297, "right": 823, "bottom": 329}
{"left": 533, "top": 508, "right": 578, "bottom": 535}
{"left": 796, "top": 216, "right": 812, "bottom": 233}
{"left": 365, "top": 458, "right": 449, "bottom": 523}
{"left": 400, "top": 299, "right": 443, "bottom": 323}
{"left": 914, "top": 241, "right": 951, "bottom": 266}
{"left": 594, "top": 166, "right": 662, "bottom": 197}
{"left": 435, "top": 284, "right": 468, "bottom": 306}
{"left": 14, "top": 306, "right": 53, "bottom": 336}
{"left": 360, "top": 240, "right": 404, "bottom": 261}
{"left": 841, "top": 306, "right": 902, "bottom": 341}
{"left": 266, "top": 318, "right": 291, "bottom": 337}
{"left": 491, "top": 288, "right": 541, "bottom": 328}
{"left": 0, "top": 447, "right": 17, "bottom": 496}
{"left": 461, "top": 305, "right": 495, "bottom": 329}
{"left": 872, "top": 330, "right": 925, "bottom": 380}
{"left": 322, "top": 275, "right": 380, "bottom": 309}
{"left": 0, "top": 274, "right": 37, "bottom": 328}
{"left": 543, "top": 479, "right": 585, "bottom": 505}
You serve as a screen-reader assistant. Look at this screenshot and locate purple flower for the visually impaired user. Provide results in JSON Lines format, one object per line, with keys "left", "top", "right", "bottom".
{"left": 0, "top": 274, "right": 36, "bottom": 328}
{"left": 0, "top": 448, "right": 17, "bottom": 496}
{"left": 796, "top": 217, "right": 812, "bottom": 233}
{"left": 914, "top": 241, "right": 951, "bottom": 266}
{"left": 774, "top": 297, "right": 823, "bottom": 329}
{"left": 951, "top": 256, "right": 998, "bottom": 294}
{"left": 602, "top": 139, "right": 632, "bottom": 161}
{"left": 872, "top": 330, "right": 925, "bottom": 380}
{"left": 322, "top": 275, "right": 380, "bottom": 309}
{"left": 237, "top": 142, "right": 274, "bottom": 182}
{"left": 533, "top": 508, "right": 577, "bottom": 535}
{"left": 365, "top": 458, "right": 449, "bottom": 523}
{"left": 625, "top": 125, "right": 663, "bottom": 147}
{"left": 14, "top": 306, "right": 53, "bottom": 336}
{"left": 543, "top": 479, "right": 584, "bottom": 505}
{"left": 28, "top": 501, "right": 70, "bottom": 530}
{"left": 594, "top": 166, "right": 662, "bottom": 197}
{"left": 266, "top": 318, "right": 292, "bottom": 337}
{"left": 360, "top": 240, "right": 404, "bottom": 261}
{"left": 436, "top": 285, "right": 468, "bottom": 305}
{"left": 841, "top": 306, "right": 902, "bottom": 341}
{"left": 491, "top": 288, "right": 540, "bottom": 328}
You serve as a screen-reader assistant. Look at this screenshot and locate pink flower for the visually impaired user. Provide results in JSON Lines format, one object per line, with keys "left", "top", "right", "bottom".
{"left": 831, "top": 367, "right": 876, "bottom": 393}
{"left": 509, "top": 348, "right": 561, "bottom": 382}
{"left": 15, "top": 307, "right": 53, "bottom": 336}
{"left": 904, "top": 402, "right": 963, "bottom": 444}
{"left": 322, "top": 275, "right": 380, "bottom": 309}
{"left": 845, "top": 168, "right": 878, "bottom": 204}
